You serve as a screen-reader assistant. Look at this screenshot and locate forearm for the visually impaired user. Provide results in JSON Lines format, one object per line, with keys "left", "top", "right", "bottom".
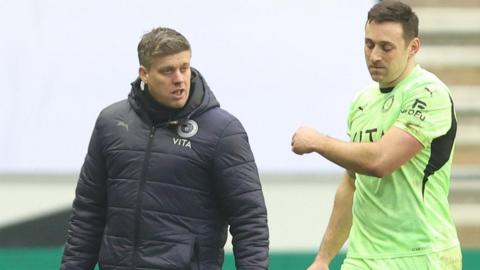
{"left": 314, "top": 173, "right": 354, "bottom": 264}
{"left": 229, "top": 190, "right": 269, "bottom": 269}
{"left": 61, "top": 195, "right": 106, "bottom": 269}
{"left": 313, "top": 135, "right": 384, "bottom": 177}
{"left": 292, "top": 126, "right": 423, "bottom": 178}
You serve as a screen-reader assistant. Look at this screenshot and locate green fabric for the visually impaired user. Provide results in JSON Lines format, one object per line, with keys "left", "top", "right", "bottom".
{"left": 347, "top": 65, "right": 459, "bottom": 258}
{"left": 340, "top": 246, "right": 462, "bottom": 270}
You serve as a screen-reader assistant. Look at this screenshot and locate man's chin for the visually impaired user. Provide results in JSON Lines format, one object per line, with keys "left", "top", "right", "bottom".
{"left": 170, "top": 100, "right": 188, "bottom": 109}
{"left": 369, "top": 74, "right": 383, "bottom": 82}
{"left": 370, "top": 74, "right": 381, "bottom": 82}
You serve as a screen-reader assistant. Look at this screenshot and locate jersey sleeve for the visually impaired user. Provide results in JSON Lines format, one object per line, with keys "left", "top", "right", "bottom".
{"left": 394, "top": 85, "right": 454, "bottom": 147}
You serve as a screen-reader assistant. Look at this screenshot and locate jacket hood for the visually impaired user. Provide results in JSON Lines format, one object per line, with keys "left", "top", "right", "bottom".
{"left": 128, "top": 67, "right": 220, "bottom": 125}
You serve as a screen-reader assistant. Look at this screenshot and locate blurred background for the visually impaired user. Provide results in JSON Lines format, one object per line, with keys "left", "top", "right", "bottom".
{"left": 1, "top": 0, "right": 479, "bottom": 269}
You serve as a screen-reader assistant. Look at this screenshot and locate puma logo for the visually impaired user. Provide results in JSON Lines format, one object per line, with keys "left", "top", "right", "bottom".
{"left": 358, "top": 103, "right": 367, "bottom": 112}
{"left": 116, "top": 120, "right": 129, "bottom": 131}
{"left": 424, "top": 87, "right": 433, "bottom": 97}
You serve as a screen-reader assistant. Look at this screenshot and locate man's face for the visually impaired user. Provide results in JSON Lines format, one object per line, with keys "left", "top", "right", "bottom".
{"left": 364, "top": 21, "right": 415, "bottom": 87}
{"left": 140, "top": 50, "right": 192, "bottom": 109}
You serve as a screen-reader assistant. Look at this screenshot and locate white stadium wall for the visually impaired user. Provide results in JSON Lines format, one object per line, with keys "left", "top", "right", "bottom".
{"left": 0, "top": 0, "right": 374, "bottom": 174}
{"left": 0, "top": 0, "right": 373, "bottom": 255}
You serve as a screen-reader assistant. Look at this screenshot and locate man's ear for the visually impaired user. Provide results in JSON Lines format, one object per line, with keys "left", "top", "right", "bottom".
{"left": 139, "top": 66, "right": 148, "bottom": 82}
{"left": 409, "top": 37, "right": 420, "bottom": 57}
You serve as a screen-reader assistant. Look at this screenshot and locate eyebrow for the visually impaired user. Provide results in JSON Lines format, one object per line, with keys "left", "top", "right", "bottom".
{"left": 158, "top": 65, "right": 174, "bottom": 71}
{"left": 157, "top": 62, "right": 190, "bottom": 70}
{"left": 365, "top": 38, "right": 395, "bottom": 47}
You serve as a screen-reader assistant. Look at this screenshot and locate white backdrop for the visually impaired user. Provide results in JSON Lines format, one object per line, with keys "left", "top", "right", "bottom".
{"left": 0, "top": 0, "right": 374, "bottom": 173}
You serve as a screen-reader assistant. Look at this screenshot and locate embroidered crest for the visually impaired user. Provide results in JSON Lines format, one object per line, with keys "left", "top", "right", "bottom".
{"left": 177, "top": 120, "right": 198, "bottom": 138}
{"left": 382, "top": 95, "right": 395, "bottom": 112}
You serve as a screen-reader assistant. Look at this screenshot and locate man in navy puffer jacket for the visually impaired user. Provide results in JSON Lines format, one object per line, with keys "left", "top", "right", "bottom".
{"left": 61, "top": 27, "right": 269, "bottom": 270}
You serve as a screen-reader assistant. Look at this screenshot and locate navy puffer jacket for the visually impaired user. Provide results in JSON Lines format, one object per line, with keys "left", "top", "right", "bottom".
{"left": 61, "top": 69, "right": 269, "bottom": 270}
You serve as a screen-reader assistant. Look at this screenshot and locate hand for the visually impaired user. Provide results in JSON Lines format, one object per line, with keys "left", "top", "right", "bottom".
{"left": 306, "top": 260, "right": 329, "bottom": 270}
{"left": 291, "top": 126, "right": 323, "bottom": 155}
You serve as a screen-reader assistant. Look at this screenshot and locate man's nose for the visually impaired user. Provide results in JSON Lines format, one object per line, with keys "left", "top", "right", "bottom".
{"left": 172, "top": 70, "right": 185, "bottom": 84}
{"left": 370, "top": 47, "right": 382, "bottom": 62}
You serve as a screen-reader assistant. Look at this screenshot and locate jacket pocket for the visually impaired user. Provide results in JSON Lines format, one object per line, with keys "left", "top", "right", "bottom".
{"left": 138, "top": 237, "right": 196, "bottom": 269}
{"left": 190, "top": 239, "right": 224, "bottom": 270}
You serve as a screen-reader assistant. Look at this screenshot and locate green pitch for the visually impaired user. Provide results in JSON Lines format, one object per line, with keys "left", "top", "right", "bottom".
{"left": 1, "top": 248, "right": 480, "bottom": 269}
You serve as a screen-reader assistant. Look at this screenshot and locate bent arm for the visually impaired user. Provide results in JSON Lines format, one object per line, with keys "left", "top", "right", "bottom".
{"left": 293, "top": 126, "right": 422, "bottom": 178}
{"left": 309, "top": 172, "right": 355, "bottom": 269}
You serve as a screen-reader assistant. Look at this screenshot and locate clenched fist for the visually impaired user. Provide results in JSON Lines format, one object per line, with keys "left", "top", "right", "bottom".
{"left": 291, "top": 126, "right": 324, "bottom": 155}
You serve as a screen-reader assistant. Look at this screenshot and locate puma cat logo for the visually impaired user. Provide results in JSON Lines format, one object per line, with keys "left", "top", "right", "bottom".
{"left": 116, "top": 120, "right": 129, "bottom": 131}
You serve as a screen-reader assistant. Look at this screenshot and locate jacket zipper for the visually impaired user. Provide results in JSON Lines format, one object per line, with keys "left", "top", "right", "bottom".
{"left": 132, "top": 125, "right": 156, "bottom": 269}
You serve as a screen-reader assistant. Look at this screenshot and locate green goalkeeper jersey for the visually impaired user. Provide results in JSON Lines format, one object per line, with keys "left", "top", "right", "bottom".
{"left": 346, "top": 65, "right": 460, "bottom": 259}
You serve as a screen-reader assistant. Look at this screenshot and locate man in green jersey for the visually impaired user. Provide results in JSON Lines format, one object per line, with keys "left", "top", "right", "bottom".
{"left": 291, "top": 1, "right": 461, "bottom": 269}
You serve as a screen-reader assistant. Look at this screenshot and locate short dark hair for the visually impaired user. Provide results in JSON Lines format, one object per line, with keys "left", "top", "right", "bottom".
{"left": 137, "top": 27, "right": 191, "bottom": 69}
{"left": 367, "top": 1, "right": 419, "bottom": 42}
